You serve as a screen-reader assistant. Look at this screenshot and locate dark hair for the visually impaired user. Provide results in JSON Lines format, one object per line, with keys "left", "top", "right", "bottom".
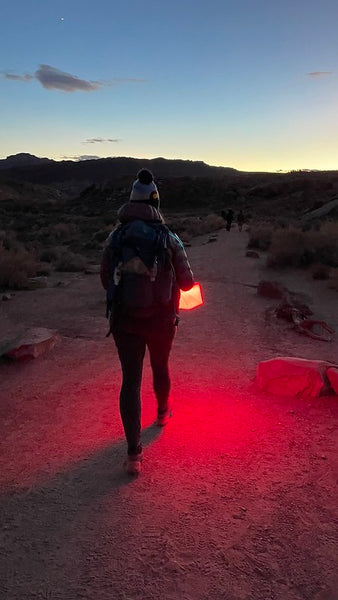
{"left": 137, "top": 169, "right": 154, "bottom": 185}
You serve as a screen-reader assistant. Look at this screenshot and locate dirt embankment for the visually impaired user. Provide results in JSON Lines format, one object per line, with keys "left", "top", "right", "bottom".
{"left": 0, "top": 228, "right": 337, "bottom": 600}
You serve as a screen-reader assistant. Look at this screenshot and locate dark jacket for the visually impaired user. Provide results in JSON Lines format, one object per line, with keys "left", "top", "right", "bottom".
{"left": 100, "top": 202, "right": 194, "bottom": 296}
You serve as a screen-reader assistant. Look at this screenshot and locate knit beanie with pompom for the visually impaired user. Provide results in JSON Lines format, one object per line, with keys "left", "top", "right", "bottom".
{"left": 130, "top": 169, "right": 160, "bottom": 209}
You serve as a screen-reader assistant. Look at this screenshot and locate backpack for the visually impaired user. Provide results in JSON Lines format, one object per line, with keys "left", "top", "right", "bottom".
{"left": 106, "top": 220, "right": 176, "bottom": 320}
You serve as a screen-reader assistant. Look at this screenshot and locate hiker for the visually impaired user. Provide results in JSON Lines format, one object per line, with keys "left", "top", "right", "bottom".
{"left": 237, "top": 209, "right": 245, "bottom": 232}
{"left": 225, "top": 208, "right": 234, "bottom": 231}
{"left": 100, "top": 169, "right": 194, "bottom": 475}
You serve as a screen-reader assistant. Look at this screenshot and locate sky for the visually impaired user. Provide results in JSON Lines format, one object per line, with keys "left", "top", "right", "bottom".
{"left": 2, "top": 0, "right": 338, "bottom": 172}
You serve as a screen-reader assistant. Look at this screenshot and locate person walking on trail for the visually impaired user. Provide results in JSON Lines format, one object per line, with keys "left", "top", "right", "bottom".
{"left": 225, "top": 208, "right": 234, "bottom": 231}
{"left": 100, "top": 169, "right": 194, "bottom": 475}
{"left": 237, "top": 209, "right": 245, "bottom": 232}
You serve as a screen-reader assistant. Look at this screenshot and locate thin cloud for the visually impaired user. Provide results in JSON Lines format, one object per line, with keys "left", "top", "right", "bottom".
{"left": 3, "top": 64, "right": 145, "bottom": 92}
{"left": 308, "top": 71, "right": 333, "bottom": 78}
{"left": 4, "top": 72, "right": 33, "bottom": 82}
{"left": 83, "top": 137, "right": 122, "bottom": 144}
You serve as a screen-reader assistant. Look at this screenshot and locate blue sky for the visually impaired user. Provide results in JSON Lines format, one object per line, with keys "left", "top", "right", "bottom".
{"left": 2, "top": 0, "right": 338, "bottom": 171}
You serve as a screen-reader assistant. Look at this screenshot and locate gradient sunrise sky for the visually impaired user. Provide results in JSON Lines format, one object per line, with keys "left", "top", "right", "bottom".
{"left": 1, "top": 0, "right": 338, "bottom": 172}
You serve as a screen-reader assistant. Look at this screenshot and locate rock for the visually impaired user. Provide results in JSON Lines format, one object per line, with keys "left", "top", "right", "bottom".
{"left": 25, "top": 276, "right": 48, "bottom": 290}
{"left": 246, "top": 250, "right": 260, "bottom": 258}
{"left": 257, "top": 357, "right": 336, "bottom": 397}
{"left": 84, "top": 264, "right": 101, "bottom": 275}
{"left": 327, "top": 367, "right": 338, "bottom": 394}
{"left": 303, "top": 197, "right": 338, "bottom": 221}
{"left": 257, "top": 280, "right": 288, "bottom": 299}
{"left": 4, "top": 328, "right": 60, "bottom": 359}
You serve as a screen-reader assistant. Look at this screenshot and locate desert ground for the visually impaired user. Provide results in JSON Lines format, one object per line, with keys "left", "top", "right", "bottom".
{"left": 0, "top": 226, "right": 337, "bottom": 600}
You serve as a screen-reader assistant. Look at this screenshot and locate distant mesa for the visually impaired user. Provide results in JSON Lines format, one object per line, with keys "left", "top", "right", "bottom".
{"left": 0, "top": 153, "right": 52, "bottom": 169}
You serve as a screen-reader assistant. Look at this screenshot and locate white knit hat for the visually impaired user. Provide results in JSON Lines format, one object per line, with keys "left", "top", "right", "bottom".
{"left": 130, "top": 169, "right": 160, "bottom": 208}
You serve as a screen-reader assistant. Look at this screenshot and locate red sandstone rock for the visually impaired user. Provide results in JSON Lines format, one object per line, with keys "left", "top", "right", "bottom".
{"left": 257, "top": 357, "right": 336, "bottom": 397}
{"left": 5, "top": 328, "right": 60, "bottom": 359}
{"left": 326, "top": 367, "right": 338, "bottom": 395}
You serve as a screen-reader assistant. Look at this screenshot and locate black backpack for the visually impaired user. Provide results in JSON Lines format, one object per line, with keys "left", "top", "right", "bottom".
{"left": 106, "top": 220, "right": 176, "bottom": 320}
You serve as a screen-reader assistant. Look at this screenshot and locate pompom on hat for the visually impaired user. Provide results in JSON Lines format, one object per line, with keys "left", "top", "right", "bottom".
{"left": 130, "top": 169, "right": 160, "bottom": 209}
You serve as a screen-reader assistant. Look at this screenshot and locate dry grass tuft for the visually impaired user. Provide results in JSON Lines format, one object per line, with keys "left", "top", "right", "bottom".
{"left": 54, "top": 250, "right": 86, "bottom": 272}
{"left": 247, "top": 223, "right": 274, "bottom": 251}
{"left": 267, "top": 228, "right": 311, "bottom": 268}
{"left": 0, "top": 242, "right": 39, "bottom": 289}
{"left": 255, "top": 221, "right": 338, "bottom": 269}
{"left": 167, "top": 213, "right": 224, "bottom": 241}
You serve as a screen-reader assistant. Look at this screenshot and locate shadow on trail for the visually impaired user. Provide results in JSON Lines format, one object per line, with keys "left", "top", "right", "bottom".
{"left": 0, "top": 425, "right": 162, "bottom": 598}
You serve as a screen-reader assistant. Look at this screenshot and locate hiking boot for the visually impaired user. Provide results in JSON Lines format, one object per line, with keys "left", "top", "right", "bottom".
{"left": 156, "top": 407, "right": 173, "bottom": 427}
{"left": 125, "top": 452, "right": 143, "bottom": 475}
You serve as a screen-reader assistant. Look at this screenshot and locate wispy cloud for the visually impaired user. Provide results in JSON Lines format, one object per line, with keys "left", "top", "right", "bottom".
{"left": 4, "top": 73, "right": 33, "bottom": 82}
{"left": 83, "top": 137, "right": 122, "bottom": 144}
{"left": 308, "top": 71, "right": 333, "bottom": 78}
{"left": 3, "top": 64, "right": 145, "bottom": 92}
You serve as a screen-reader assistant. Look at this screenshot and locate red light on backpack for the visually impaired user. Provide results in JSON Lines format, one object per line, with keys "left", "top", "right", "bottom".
{"left": 179, "top": 282, "right": 204, "bottom": 310}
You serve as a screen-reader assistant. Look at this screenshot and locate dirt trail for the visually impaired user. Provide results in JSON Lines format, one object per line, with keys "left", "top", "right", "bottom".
{"left": 1, "top": 228, "right": 338, "bottom": 600}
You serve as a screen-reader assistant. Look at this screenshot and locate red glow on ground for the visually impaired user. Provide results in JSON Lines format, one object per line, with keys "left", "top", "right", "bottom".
{"left": 0, "top": 369, "right": 280, "bottom": 492}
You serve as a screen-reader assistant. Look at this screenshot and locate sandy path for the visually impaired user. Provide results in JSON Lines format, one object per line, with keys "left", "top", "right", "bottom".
{"left": 0, "top": 228, "right": 338, "bottom": 600}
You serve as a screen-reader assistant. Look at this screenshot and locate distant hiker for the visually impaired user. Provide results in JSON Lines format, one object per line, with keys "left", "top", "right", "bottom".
{"left": 225, "top": 209, "right": 234, "bottom": 231}
{"left": 237, "top": 209, "right": 245, "bottom": 232}
{"left": 100, "top": 169, "right": 194, "bottom": 475}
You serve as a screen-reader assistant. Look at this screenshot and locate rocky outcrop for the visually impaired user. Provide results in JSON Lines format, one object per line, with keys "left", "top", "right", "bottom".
{"left": 303, "top": 197, "right": 338, "bottom": 221}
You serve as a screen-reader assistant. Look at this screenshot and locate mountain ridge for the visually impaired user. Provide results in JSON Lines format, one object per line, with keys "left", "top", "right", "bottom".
{"left": 0, "top": 153, "right": 238, "bottom": 184}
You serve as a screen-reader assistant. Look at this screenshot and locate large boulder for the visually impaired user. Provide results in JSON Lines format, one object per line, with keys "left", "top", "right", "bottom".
{"left": 327, "top": 367, "right": 338, "bottom": 395}
{"left": 4, "top": 328, "right": 60, "bottom": 359}
{"left": 257, "top": 357, "right": 336, "bottom": 397}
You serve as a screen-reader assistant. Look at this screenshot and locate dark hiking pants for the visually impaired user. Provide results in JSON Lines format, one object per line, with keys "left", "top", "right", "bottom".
{"left": 113, "top": 317, "right": 176, "bottom": 455}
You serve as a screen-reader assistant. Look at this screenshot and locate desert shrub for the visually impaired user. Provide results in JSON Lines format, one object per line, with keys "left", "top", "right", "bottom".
{"left": 267, "top": 221, "right": 338, "bottom": 269}
{"left": 311, "top": 263, "right": 331, "bottom": 280}
{"left": 103, "top": 212, "right": 116, "bottom": 226}
{"left": 0, "top": 230, "right": 19, "bottom": 250}
{"left": 36, "top": 263, "right": 52, "bottom": 276}
{"left": 328, "top": 268, "right": 338, "bottom": 291}
{"left": 36, "top": 223, "right": 79, "bottom": 244}
{"left": 204, "top": 213, "right": 225, "bottom": 230}
{"left": 0, "top": 242, "right": 39, "bottom": 289}
{"left": 92, "top": 226, "right": 115, "bottom": 243}
{"left": 247, "top": 224, "right": 274, "bottom": 251}
{"left": 39, "top": 247, "right": 61, "bottom": 262}
{"left": 168, "top": 213, "right": 224, "bottom": 239}
{"left": 306, "top": 222, "right": 338, "bottom": 267}
{"left": 54, "top": 251, "right": 86, "bottom": 272}
{"left": 267, "top": 228, "right": 311, "bottom": 267}
{"left": 51, "top": 223, "right": 79, "bottom": 239}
